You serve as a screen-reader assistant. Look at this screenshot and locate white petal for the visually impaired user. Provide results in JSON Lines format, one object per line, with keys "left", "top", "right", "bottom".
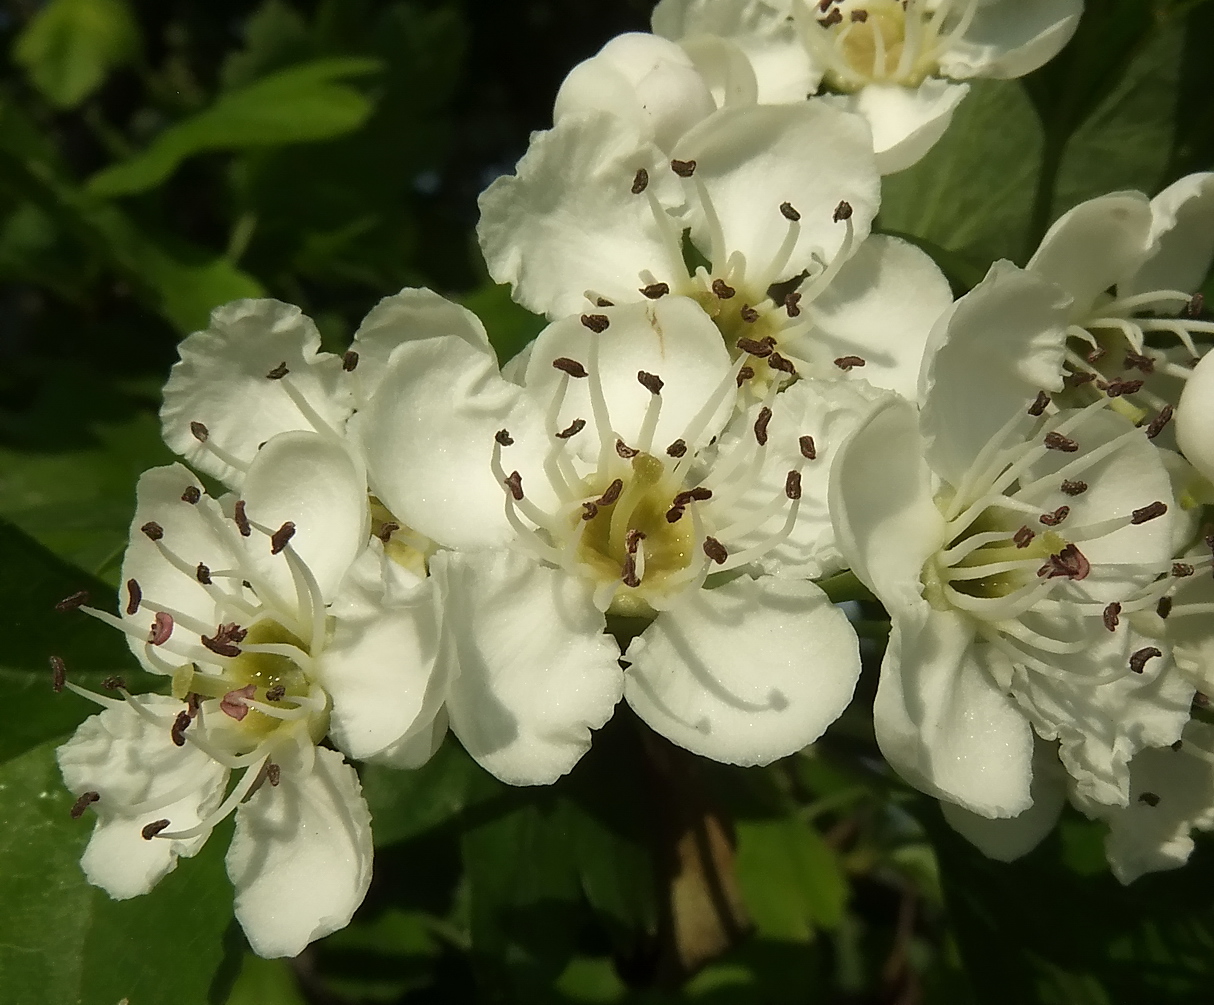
{"left": 802, "top": 234, "right": 953, "bottom": 400}
{"left": 1027, "top": 192, "right": 1154, "bottom": 316}
{"left": 355, "top": 334, "right": 550, "bottom": 550}
{"left": 919, "top": 260, "right": 1070, "bottom": 486}
{"left": 522, "top": 297, "right": 735, "bottom": 460}
{"left": 319, "top": 543, "right": 444, "bottom": 763}
{"left": 940, "top": 0, "right": 1083, "bottom": 80}
{"left": 679, "top": 35, "right": 760, "bottom": 109}
{"left": 56, "top": 696, "right": 227, "bottom": 900}
{"left": 940, "top": 740, "right": 1068, "bottom": 860}
{"left": 433, "top": 550, "right": 623, "bottom": 786}
{"left": 839, "top": 79, "right": 969, "bottom": 176}
{"left": 1177, "top": 350, "right": 1214, "bottom": 484}
{"left": 375, "top": 708, "right": 450, "bottom": 770}
{"left": 1126, "top": 172, "right": 1214, "bottom": 298}
{"left": 476, "top": 114, "right": 686, "bottom": 318}
{"left": 624, "top": 576, "right": 860, "bottom": 765}
{"left": 671, "top": 102, "right": 879, "bottom": 283}
{"left": 350, "top": 288, "right": 492, "bottom": 405}
{"left": 228, "top": 744, "right": 373, "bottom": 958}
{"left": 1171, "top": 562, "right": 1214, "bottom": 694}
{"left": 160, "top": 300, "right": 352, "bottom": 488}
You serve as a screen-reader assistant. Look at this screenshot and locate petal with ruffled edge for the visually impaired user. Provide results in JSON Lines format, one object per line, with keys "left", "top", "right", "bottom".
{"left": 671, "top": 103, "right": 878, "bottom": 284}
{"left": 57, "top": 696, "right": 227, "bottom": 900}
{"left": 355, "top": 334, "right": 552, "bottom": 551}
{"left": 1177, "top": 350, "right": 1214, "bottom": 484}
{"left": 160, "top": 300, "right": 352, "bottom": 488}
{"left": 940, "top": 0, "right": 1083, "bottom": 81}
{"left": 1027, "top": 192, "right": 1154, "bottom": 317}
{"left": 523, "top": 297, "right": 735, "bottom": 462}
{"left": 679, "top": 35, "right": 760, "bottom": 110}
{"left": 1124, "top": 172, "right": 1214, "bottom": 298}
{"left": 833, "top": 79, "right": 969, "bottom": 176}
{"left": 349, "top": 288, "right": 492, "bottom": 405}
{"left": 318, "top": 542, "right": 444, "bottom": 764}
{"left": 624, "top": 575, "right": 860, "bottom": 765}
{"left": 227, "top": 744, "right": 373, "bottom": 958}
{"left": 477, "top": 114, "right": 686, "bottom": 318}
{"left": 433, "top": 550, "right": 623, "bottom": 786}
{"left": 798, "top": 234, "right": 953, "bottom": 399}
{"left": 918, "top": 261, "right": 1070, "bottom": 487}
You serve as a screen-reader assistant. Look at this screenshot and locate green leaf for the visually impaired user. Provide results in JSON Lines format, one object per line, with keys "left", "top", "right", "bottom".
{"left": 220, "top": 0, "right": 313, "bottom": 92}
{"left": 88, "top": 58, "right": 383, "bottom": 197}
{"left": 12, "top": 0, "right": 141, "bottom": 109}
{"left": 225, "top": 954, "right": 307, "bottom": 1005}
{"left": 459, "top": 281, "right": 547, "bottom": 367}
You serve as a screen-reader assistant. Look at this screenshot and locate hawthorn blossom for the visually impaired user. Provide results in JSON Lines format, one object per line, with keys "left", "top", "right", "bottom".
{"left": 479, "top": 102, "right": 950, "bottom": 402}
{"left": 352, "top": 290, "right": 871, "bottom": 783}
{"left": 831, "top": 262, "right": 1192, "bottom": 820}
{"left": 652, "top": 0, "right": 1083, "bottom": 173}
{"left": 56, "top": 431, "right": 442, "bottom": 957}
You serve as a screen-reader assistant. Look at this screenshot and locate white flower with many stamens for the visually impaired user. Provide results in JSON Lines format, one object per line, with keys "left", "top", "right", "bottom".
{"left": 831, "top": 266, "right": 1192, "bottom": 819}
{"left": 56, "top": 430, "right": 442, "bottom": 957}
{"left": 352, "top": 289, "right": 870, "bottom": 783}
{"left": 652, "top": 0, "right": 1083, "bottom": 173}
{"left": 478, "top": 103, "right": 950, "bottom": 402}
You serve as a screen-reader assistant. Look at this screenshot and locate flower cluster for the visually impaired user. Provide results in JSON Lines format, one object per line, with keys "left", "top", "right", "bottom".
{"left": 51, "top": 0, "right": 1214, "bottom": 958}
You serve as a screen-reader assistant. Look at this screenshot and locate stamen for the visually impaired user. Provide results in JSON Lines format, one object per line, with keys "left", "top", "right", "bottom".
{"left": 1039, "top": 506, "right": 1069, "bottom": 527}
{"left": 1028, "top": 391, "right": 1050, "bottom": 416}
{"left": 50, "top": 655, "right": 66, "bottom": 693}
{"left": 1131, "top": 501, "right": 1168, "bottom": 525}
{"left": 832, "top": 200, "right": 853, "bottom": 222}
{"left": 631, "top": 168, "right": 649, "bottom": 194}
{"left": 582, "top": 502, "right": 599, "bottom": 521}
{"left": 1060, "top": 480, "right": 1088, "bottom": 496}
{"left": 149, "top": 612, "right": 174, "bottom": 646}
{"left": 181, "top": 486, "right": 201, "bottom": 504}
{"left": 834, "top": 356, "right": 865, "bottom": 371}
{"left": 637, "top": 371, "right": 664, "bottom": 394}
{"left": 712, "top": 279, "right": 736, "bottom": 299}
{"left": 640, "top": 283, "right": 670, "bottom": 300}
{"left": 342, "top": 350, "right": 359, "bottom": 372}
{"left": 666, "top": 439, "right": 687, "bottom": 458}
{"left": 597, "top": 480, "right": 624, "bottom": 506}
{"left": 784, "top": 292, "right": 802, "bottom": 318}
{"left": 785, "top": 470, "right": 802, "bottom": 499}
{"left": 754, "top": 406, "right": 773, "bottom": 446}
{"left": 780, "top": 201, "right": 801, "bottom": 222}
{"left": 70, "top": 791, "right": 100, "bottom": 819}
{"left": 1145, "top": 405, "right": 1173, "bottom": 439}
{"left": 266, "top": 683, "right": 286, "bottom": 701}
{"left": 703, "top": 537, "right": 728, "bottom": 564}
{"left": 1038, "top": 543, "right": 1090, "bottom": 580}
{"left": 737, "top": 366, "right": 755, "bottom": 387}
{"left": 266, "top": 361, "right": 289, "bottom": 380}
{"left": 616, "top": 440, "right": 639, "bottom": 459}
{"left": 504, "top": 471, "right": 524, "bottom": 501}
{"left": 125, "top": 579, "right": 142, "bottom": 616}
{"left": 580, "top": 315, "right": 610, "bottom": 334}
{"left": 1013, "top": 526, "right": 1034, "bottom": 548}
{"left": 270, "top": 522, "right": 296, "bottom": 555}
{"left": 190, "top": 421, "right": 209, "bottom": 442}
{"left": 1102, "top": 602, "right": 1121, "bottom": 632}
{"left": 768, "top": 352, "right": 796, "bottom": 374}
{"left": 740, "top": 305, "right": 760, "bottom": 324}
{"left": 556, "top": 419, "right": 586, "bottom": 439}
{"left": 1158, "top": 595, "right": 1173, "bottom": 618}
{"left": 141, "top": 521, "right": 164, "bottom": 542}
{"left": 1129, "top": 647, "right": 1163, "bottom": 674}
{"left": 220, "top": 684, "right": 257, "bottom": 720}
{"left": 196, "top": 563, "right": 212, "bottom": 585}
{"left": 142, "top": 819, "right": 171, "bottom": 840}
{"left": 799, "top": 435, "right": 817, "bottom": 460}
{"left": 495, "top": 429, "right": 515, "bottom": 446}
{"left": 670, "top": 159, "right": 697, "bottom": 178}
{"left": 1173, "top": 562, "right": 1195, "bottom": 578}
{"left": 737, "top": 337, "right": 773, "bottom": 358}
{"left": 170, "top": 710, "right": 191, "bottom": 746}
{"left": 1044, "top": 431, "right": 1079, "bottom": 452}
{"left": 233, "top": 500, "right": 252, "bottom": 537}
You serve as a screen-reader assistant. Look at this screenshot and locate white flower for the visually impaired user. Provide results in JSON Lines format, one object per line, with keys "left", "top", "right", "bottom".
{"left": 56, "top": 430, "right": 441, "bottom": 957}
{"left": 652, "top": 0, "right": 1083, "bottom": 173}
{"left": 479, "top": 102, "right": 950, "bottom": 401}
{"left": 1176, "top": 350, "right": 1214, "bottom": 486}
{"left": 831, "top": 262, "right": 1191, "bottom": 819}
{"left": 352, "top": 290, "right": 870, "bottom": 783}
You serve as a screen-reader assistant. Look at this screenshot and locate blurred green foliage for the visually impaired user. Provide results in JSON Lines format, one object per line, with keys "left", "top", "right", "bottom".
{"left": 0, "top": 0, "right": 1212, "bottom": 1002}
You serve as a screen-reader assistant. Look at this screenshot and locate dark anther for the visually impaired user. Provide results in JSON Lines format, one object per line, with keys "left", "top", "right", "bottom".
{"left": 768, "top": 352, "right": 796, "bottom": 374}
{"left": 557, "top": 419, "right": 587, "bottom": 439}
{"left": 665, "top": 506, "right": 685, "bottom": 523}
{"left": 270, "top": 521, "right": 296, "bottom": 555}
{"left": 580, "top": 314, "right": 611, "bottom": 333}
{"left": 266, "top": 683, "right": 286, "bottom": 702}
{"left": 495, "top": 429, "right": 515, "bottom": 446}
{"left": 818, "top": 0, "right": 834, "bottom": 9}
{"left": 616, "top": 439, "right": 639, "bottom": 459}
{"left": 1146, "top": 405, "right": 1173, "bottom": 440}
{"left": 799, "top": 435, "right": 817, "bottom": 460}
{"left": 505, "top": 471, "right": 524, "bottom": 501}
{"left": 56, "top": 590, "right": 89, "bottom": 612}
{"left": 784, "top": 292, "right": 802, "bottom": 318}
{"left": 1172, "top": 738, "right": 1184, "bottom": 751}
{"left": 819, "top": 7, "right": 843, "bottom": 26}
{"left": 181, "top": 485, "right": 201, "bottom": 504}
{"left": 1038, "top": 543, "right": 1090, "bottom": 580}
{"left": 1123, "top": 351, "right": 1155, "bottom": 373}
{"left": 1158, "top": 596, "right": 1173, "bottom": 619}
{"left": 1105, "top": 378, "right": 1144, "bottom": 398}
{"left": 737, "top": 365, "right": 756, "bottom": 387}
{"left": 1013, "top": 526, "right": 1034, "bottom": 549}
{"left": 640, "top": 282, "right": 670, "bottom": 300}
{"left": 780, "top": 201, "right": 801, "bottom": 222}
{"left": 631, "top": 168, "right": 650, "bottom": 194}
{"left": 1102, "top": 602, "right": 1121, "bottom": 632}
{"left": 834, "top": 355, "right": 865, "bottom": 371}
{"left": 671, "top": 159, "right": 697, "bottom": 178}
{"left": 267, "top": 763, "right": 281, "bottom": 787}
{"left": 102, "top": 675, "right": 126, "bottom": 691}
{"left": 266, "top": 361, "right": 290, "bottom": 380}
{"left": 142, "top": 819, "right": 171, "bottom": 840}
{"left": 125, "top": 579, "right": 142, "bottom": 616}
{"left": 342, "top": 350, "right": 359, "bottom": 372}
{"left": 196, "top": 562, "right": 212, "bottom": 585}
{"left": 1060, "top": 479, "right": 1088, "bottom": 496}
{"left": 234, "top": 500, "right": 252, "bottom": 537}
{"left": 740, "top": 304, "right": 760, "bottom": 324}
{"left": 785, "top": 470, "right": 803, "bottom": 500}
{"left": 1131, "top": 501, "right": 1167, "bottom": 525}
{"left": 149, "top": 612, "right": 174, "bottom": 647}
{"left": 597, "top": 479, "right": 624, "bottom": 506}
{"left": 626, "top": 529, "right": 647, "bottom": 555}
{"left": 832, "top": 200, "right": 853, "bottom": 222}
{"left": 1172, "top": 562, "right": 1195, "bottom": 578}
{"left": 1064, "top": 370, "right": 1096, "bottom": 388}
{"left": 754, "top": 406, "right": 773, "bottom": 446}
{"left": 621, "top": 553, "right": 641, "bottom": 588}
{"left": 50, "top": 655, "right": 66, "bottom": 693}
{"left": 186, "top": 691, "right": 202, "bottom": 719}
{"left": 1184, "top": 292, "right": 1205, "bottom": 319}
{"left": 1085, "top": 345, "right": 1107, "bottom": 365}
{"left": 850, "top": 8, "right": 868, "bottom": 20}
{"left": 582, "top": 502, "right": 599, "bottom": 521}
{"left": 190, "top": 421, "right": 209, "bottom": 442}
{"left": 596, "top": 297, "right": 615, "bottom": 307}
{"left": 141, "top": 521, "right": 164, "bottom": 542}
{"left": 553, "top": 356, "right": 589, "bottom": 377}
{"left": 1197, "top": 692, "right": 1211, "bottom": 708}
{"left": 377, "top": 522, "right": 399, "bottom": 544}
{"left": 703, "top": 537, "right": 728, "bottom": 564}
{"left": 674, "top": 487, "right": 713, "bottom": 507}
{"left": 70, "top": 791, "right": 99, "bottom": 819}
{"left": 201, "top": 633, "right": 241, "bottom": 658}
{"left": 170, "top": 710, "right": 191, "bottom": 747}
{"left": 712, "top": 278, "right": 736, "bottom": 299}
{"left": 1138, "top": 791, "right": 1161, "bottom": 807}
{"left": 638, "top": 371, "right": 665, "bottom": 394}
{"left": 737, "top": 337, "right": 773, "bottom": 358}
{"left": 1129, "top": 647, "right": 1163, "bottom": 674}
{"left": 1039, "top": 506, "right": 1070, "bottom": 527}
{"left": 666, "top": 439, "right": 688, "bottom": 458}
{"left": 1028, "top": 391, "right": 1051, "bottom": 416}
{"left": 1044, "top": 431, "right": 1079, "bottom": 452}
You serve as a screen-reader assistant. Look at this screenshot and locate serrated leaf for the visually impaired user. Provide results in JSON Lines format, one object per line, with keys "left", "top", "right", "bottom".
{"left": 88, "top": 58, "right": 383, "bottom": 197}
